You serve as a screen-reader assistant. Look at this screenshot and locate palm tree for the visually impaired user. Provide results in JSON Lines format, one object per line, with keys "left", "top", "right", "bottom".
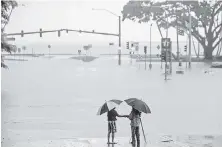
{"left": 1, "top": 0, "right": 18, "bottom": 68}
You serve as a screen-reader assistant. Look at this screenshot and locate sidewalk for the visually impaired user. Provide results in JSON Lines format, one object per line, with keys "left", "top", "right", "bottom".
{"left": 3, "top": 134, "right": 221, "bottom": 147}
{"left": 5, "top": 137, "right": 189, "bottom": 147}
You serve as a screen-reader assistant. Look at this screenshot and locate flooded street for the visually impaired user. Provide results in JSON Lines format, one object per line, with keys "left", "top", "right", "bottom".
{"left": 2, "top": 56, "right": 222, "bottom": 146}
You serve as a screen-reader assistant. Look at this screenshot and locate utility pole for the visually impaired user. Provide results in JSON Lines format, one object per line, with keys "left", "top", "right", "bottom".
{"left": 118, "top": 16, "right": 121, "bottom": 66}
{"left": 149, "top": 24, "right": 152, "bottom": 70}
{"left": 144, "top": 46, "right": 147, "bottom": 70}
{"left": 188, "top": 7, "right": 192, "bottom": 68}
{"left": 165, "top": 11, "right": 169, "bottom": 80}
{"left": 170, "top": 41, "right": 172, "bottom": 74}
{"left": 176, "top": 7, "right": 180, "bottom": 62}
{"left": 92, "top": 8, "right": 121, "bottom": 66}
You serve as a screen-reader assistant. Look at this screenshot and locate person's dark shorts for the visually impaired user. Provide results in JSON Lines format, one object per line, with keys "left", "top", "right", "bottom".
{"left": 108, "top": 121, "right": 117, "bottom": 133}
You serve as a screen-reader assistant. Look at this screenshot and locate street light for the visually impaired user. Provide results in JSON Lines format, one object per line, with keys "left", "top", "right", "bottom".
{"left": 92, "top": 8, "right": 121, "bottom": 47}
{"left": 92, "top": 8, "right": 122, "bottom": 65}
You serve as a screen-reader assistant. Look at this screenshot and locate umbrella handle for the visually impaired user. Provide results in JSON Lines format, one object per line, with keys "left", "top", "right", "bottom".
{"left": 140, "top": 118, "right": 147, "bottom": 143}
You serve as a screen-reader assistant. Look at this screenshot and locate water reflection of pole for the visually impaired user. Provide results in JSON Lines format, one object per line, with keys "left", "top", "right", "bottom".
{"left": 186, "top": 36, "right": 188, "bottom": 68}
{"left": 161, "top": 46, "right": 163, "bottom": 69}
{"left": 22, "top": 46, "right": 26, "bottom": 61}
{"left": 145, "top": 54, "right": 147, "bottom": 70}
{"left": 170, "top": 41, "right": 172, "bottom": 74}
{"left": 144, "top": 46, "right": 147, "bottom": 70}
{"left": 48, "top": 45, "right": 51, "bottom": 58}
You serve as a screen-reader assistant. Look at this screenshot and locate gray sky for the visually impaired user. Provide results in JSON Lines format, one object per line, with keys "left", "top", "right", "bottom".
{"left": 6, "top": 0, "right": 187, "bottom": 46}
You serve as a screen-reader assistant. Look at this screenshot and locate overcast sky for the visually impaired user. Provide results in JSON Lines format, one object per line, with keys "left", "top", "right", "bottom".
{"left": 6, "top": 0, "right": 188, "bottom": 46}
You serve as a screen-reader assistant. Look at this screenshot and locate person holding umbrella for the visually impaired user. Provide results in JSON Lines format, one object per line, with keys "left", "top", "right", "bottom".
{"left": 124, "top": 98, "right": 151, "bottom": 147}
{"left": 107, "top": 107, "right": 128, "bottom": 144}
{"left": 97, "top": 99, "right": 128, "bottom": 144}
{"left": 127, "top": 107, "right": 142, "bottom": 147}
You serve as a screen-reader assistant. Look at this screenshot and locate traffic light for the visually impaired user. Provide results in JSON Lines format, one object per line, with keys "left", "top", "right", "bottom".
{"left": 21, "top": 30, "right": 24, "bottom": 37}
{"left": 178, "top": 28, "right": 184, "bottom": 36}
{"left": 144, "top": 46, "right": 147, "bottom": 54}
{"left": 66, "top": 29, "right": 68, "bottom": 33}
{"left": 161, "top": 51, "right": 166, "bottom": 61}
{"left": 58, "top": 30, "right": 61, "bottom": 37}
{"left": 184, "top": 45, "right": 187, "bottom": 52}
{"left": 131, "top": 43, "right": 134, "bottom": 47}
{"left": 126, "top": 42, "right": 129, "bottom": 49}
{"left": 40, "top": 28, "right": 42, "bottom": 37}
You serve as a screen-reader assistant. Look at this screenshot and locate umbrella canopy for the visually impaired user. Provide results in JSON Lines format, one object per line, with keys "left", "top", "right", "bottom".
{"left": 124, "top": 98, "right": 151, "bottom": 114}
{"left": 97, "top": 99, "right": 122, "bottom": 115}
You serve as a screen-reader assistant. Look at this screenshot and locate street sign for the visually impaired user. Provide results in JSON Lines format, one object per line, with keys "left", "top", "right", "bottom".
{"left": 157, "top": 45, "right": 160, "bottom": 50}
{"left": 109, "top": 42, "right": 114, "bottom": 46}
{"left": 161, "top": 38, "right": 171, "bottom": 50}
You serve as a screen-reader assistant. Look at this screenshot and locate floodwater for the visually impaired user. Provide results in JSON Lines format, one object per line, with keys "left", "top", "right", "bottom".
{"left": 1, "top": 55, "right": 222, "bottom": 146}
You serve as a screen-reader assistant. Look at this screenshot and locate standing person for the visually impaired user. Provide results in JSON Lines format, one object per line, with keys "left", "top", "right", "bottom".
{"left": 107, "top": 107, "right": 127, "bottom": 144}
{"left": 128, "top": 107, "right": 141, "bottom": 147}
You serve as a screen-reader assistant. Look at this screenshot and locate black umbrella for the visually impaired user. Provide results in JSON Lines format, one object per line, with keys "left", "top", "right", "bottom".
{"left": 125, "top": 98, "right": 151, "bottom": 143}
{"left": 124, "top": 98, "right": 151, "bottom": 114}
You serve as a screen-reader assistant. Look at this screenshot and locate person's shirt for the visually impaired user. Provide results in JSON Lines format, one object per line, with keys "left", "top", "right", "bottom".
{"left": 107, "top": 109, "right": 119, "bottom": 121}
{"left": 129, "top": 111, "right": 140, "bottom": 127}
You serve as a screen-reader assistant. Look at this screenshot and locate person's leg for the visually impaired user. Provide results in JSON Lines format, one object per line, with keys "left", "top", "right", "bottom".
{"left": 135, "top": 127, "right": 140, "bottom": 147}
{"left": 131, "top": 126, "right": 136, "bottom": 147}
{"left": 112, "top": 132, "right": 115, "bottom": 143}
{"left": 108, "top": 122, "right": 111, "bottom": 143}
{"left": 112, "top": 121, "right": 117, "bottom": 143}
{"left": 108, "top": 132, "right": 110, "bottom": 143}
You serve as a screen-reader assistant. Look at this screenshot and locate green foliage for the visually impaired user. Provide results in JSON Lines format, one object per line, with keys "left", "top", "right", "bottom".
{"left": 122, "top": 0, "right": 222, "bottom": 59}
{"left": 1, "top": 0, "right": 18, "bottom": 68}
{"left": 1, "top": 0, "right": 18, "bottom": 29}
